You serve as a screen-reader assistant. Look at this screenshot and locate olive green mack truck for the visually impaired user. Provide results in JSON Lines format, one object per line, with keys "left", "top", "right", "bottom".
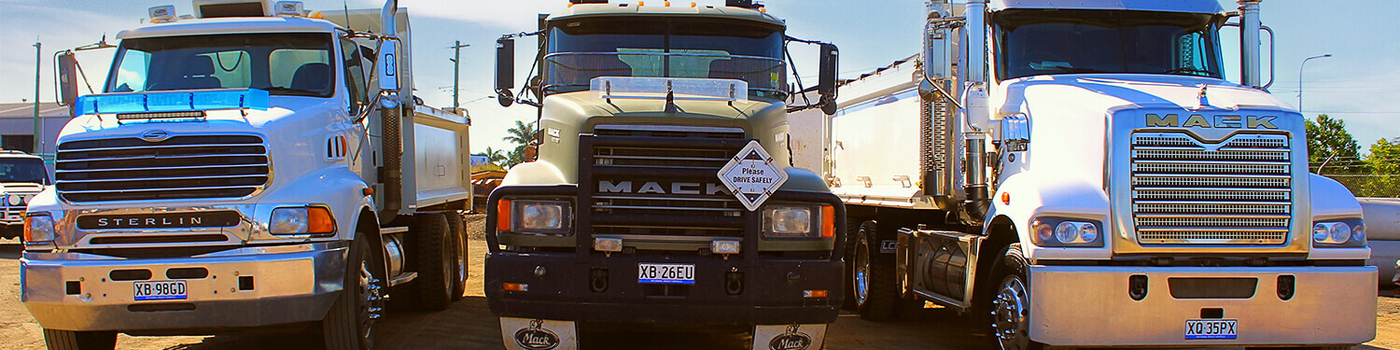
{"left": 484, "top": 0, "right": 844, "bottom": 349}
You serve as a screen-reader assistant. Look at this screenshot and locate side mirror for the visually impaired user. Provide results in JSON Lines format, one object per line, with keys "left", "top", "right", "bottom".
{"left": 377, "top": 39, "right": 400, "bottom": 92}
{"left": 917, "top": 77, "right": 942, "bottom": 103}
{"left": 496, "top": 38, "right": 515, "bottom": 107}
{"left": 818, "top": 43, "right": 839, "bottom": 115}
{"left": 57, "top": 52, "right": 79, "bottom": 106}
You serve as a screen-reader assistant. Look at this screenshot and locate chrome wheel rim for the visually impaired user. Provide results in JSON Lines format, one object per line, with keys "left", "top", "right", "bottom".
{"left": 992, "top": 274, "right": 1030, "bottom": 350}
{"left": 359, "top": 260, "right": 382, "bottom": 342}
{"left": 456, "top": 235, "right": 467, "bottom": 284}
{"left": 854, "top": 237, "right": 870, "bottom": 305}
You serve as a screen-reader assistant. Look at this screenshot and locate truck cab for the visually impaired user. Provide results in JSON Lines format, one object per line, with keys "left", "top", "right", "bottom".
{"left": 1, "top": 150, "right": 48, "bottom": 240}
{"left": 486, "top": 0, "right": 844, "bottom": 348}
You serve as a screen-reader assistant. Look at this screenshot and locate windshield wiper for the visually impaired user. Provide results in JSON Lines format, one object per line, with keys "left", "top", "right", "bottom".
{"left": 261, "top": 87, "right": 326, "bottom": 97}
{"left": 1163, "top": 67, "right": 1216, "bottom": 76}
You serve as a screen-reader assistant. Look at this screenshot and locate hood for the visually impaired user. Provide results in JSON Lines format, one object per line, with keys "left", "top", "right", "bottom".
{"left": 998, "top": 74, "right": 1297, "bottom": 188}
{"left": 514, "top": 91, "right": 795, "bottom": 186}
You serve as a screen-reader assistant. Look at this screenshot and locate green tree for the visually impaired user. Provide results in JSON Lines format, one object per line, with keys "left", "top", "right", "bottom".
{"left": 1361, "top": 137, "right": 1400, "bottom": 197}
{"left": 476, "top": 147, "right": 507, "bottom": 164}
{"left": 502, "top": 120, "right": 539, "bottom": 168}
{"left": 1305, "top": 114, "right": 1362, "bottom": 173}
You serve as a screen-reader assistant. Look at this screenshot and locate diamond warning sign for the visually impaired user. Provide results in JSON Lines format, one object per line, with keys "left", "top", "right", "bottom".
{"left": 718, "top": 140, "right": 788, "bottom": 211}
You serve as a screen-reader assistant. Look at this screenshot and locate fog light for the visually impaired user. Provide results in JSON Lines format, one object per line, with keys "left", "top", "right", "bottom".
{"left": 711, "top": 239, "right": 741, "bottom": 255}
{"left": 503, "top": 283, "right": 529, "bottom": 292}
{"left": 803, "top": 289, "right": 828, "bottom": 298}
{"left": 594, "top": 237, "right": 623, "bottom": 252}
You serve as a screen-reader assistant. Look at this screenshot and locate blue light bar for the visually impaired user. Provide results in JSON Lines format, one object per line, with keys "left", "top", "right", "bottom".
{"left": 75, "top": 89, "right": 270, "bottom": 116}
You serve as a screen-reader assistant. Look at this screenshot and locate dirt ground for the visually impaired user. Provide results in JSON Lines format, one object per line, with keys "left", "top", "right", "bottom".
{"left": 0, "top": 214, "right": 1396, "bottom": 350}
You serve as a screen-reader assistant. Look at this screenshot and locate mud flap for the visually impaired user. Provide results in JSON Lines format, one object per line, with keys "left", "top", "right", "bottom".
{"left": 499, "top": 317, "right": 578, "bottom": 350}
{"left": 752, "top": 324, "right": 827, "bottom": 350}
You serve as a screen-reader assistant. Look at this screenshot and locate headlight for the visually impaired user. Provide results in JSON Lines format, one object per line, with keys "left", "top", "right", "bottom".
{"left": 763, "top": 205, "right": 833, "bottom": 239}
{"left": 1313, "top": 219, "right": 1365, "bottom": 247}
{"left": 1031, "top": 218, "right": 1102, "bottom": 247}
{"left": 764, "top": 206, "right": 812, "bottom": 237}
{"left": 270, "top": 207, "right": 335, "bottom": 235}
{"left": 24, "top": 214, "right": 56, "bottom": 242}
{"left": 505, "top": 200, "right": 572, "bottom": 235}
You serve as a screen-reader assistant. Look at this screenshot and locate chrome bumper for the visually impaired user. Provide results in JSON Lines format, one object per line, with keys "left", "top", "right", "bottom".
{"left": 1028, "top": 265, "right": 1377, "bottom": 347}
{"left": 21, "top": 242, "right": 348, "bottom": 332}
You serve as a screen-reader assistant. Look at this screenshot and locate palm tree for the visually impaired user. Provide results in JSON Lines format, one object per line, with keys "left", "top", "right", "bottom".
{"left": 478, "top": 147, "right": 507, "bottom": 164}
{"left": 503, "top": 120, "right": 539, "bottom": 168}
{"left": 503, "top": 120, "right": 538, "bottom": 148}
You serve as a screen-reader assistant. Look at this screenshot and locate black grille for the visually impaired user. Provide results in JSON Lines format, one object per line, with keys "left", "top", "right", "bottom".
{"left": 56, "top": 135, "right": 270, "bottom": 202}
{"left": 582, "top": 126, "right": 749, "bottom": 240}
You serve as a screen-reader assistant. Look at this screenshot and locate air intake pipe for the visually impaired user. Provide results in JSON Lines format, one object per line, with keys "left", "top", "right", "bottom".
{"left": 1239, "top": 0, "right": 1263, "bottom": 89}
{"left": 379, "top": 0, "right": 403, "bottom": 222}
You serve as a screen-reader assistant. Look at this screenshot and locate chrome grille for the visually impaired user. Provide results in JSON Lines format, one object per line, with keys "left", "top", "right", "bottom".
{"left": 585, "top": 126, "right": 747, "bottom": 240}
{"left": 1131, "top": 132, "right": 1291, "bottom": 245}
{"left": 56, "top": 135, "right": 270, "bottom": 202}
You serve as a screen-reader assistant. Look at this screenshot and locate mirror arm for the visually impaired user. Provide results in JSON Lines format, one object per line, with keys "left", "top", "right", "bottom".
{"left": 922, "top": 76, "right": 965, "bottom": 111}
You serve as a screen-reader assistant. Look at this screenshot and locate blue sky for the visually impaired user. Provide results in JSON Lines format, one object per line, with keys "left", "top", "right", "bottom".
{"left": 1, "top": 0, "right": 1396, "bottom": 154}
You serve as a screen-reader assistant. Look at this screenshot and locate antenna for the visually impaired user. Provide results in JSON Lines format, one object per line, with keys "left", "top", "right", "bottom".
{"left": 342, "top": 0, "right": 353, "bottom": 31}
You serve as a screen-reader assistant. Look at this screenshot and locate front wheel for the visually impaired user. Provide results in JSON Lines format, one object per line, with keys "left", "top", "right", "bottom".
{"left": 42, "top": 329, "right": 116, "bottom": 350}
{"left": 320, "top": 235, "right": 382, "bottom": 350}
{"left": 990, "top": 243, "right": 1045, "bottom": 350}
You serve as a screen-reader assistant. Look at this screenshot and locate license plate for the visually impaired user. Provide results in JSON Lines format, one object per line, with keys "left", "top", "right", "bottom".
{"left": 1185, "top": 319, "right": 1237, "bottom": 340}
{"left": 637, "top": 263, "right": 694, "bottom": 284}
{"left": 133, "top": 280, "right": 187, "bottom": 301}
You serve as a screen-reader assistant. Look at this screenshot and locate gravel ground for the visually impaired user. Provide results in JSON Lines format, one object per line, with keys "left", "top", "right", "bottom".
{"left": 0, "top": 215, "right": 1396, "bottom": 349}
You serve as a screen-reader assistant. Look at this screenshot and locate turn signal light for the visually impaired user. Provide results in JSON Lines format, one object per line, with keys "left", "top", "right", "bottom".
{"left": 308, "top": 207, "right": 335, "bottom": 234}
{"left": 496, "top": 199, "right": 513, "bottom": 232}
{"left": 803, "top": 289, "right": 828, "bottom": 298}
{"left": 820, "top": 205, "right": 835, "bottom": 238}
{"left": 503, "top": 283, "right": 529, "bottom": 292}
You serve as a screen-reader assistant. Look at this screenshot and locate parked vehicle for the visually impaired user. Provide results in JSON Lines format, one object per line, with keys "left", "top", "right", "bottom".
{"left": 1, "top": 150, "right": 48, "bottom": 240}
{"left": 21, "top": 1, "right": 471, "bottom": 349}
{"left": 486, "top": 0, "right": 843, "bottom": 349}
{"left": 794, "top": 0, "right": 1377, "bottom": 349}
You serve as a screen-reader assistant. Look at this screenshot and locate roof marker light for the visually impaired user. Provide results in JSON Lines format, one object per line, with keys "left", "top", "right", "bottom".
{"left": 274, "top": 1, "right": 304, "bottom": 16}
{"left": 149, "top": 5, "right": 176, "bottom": 22}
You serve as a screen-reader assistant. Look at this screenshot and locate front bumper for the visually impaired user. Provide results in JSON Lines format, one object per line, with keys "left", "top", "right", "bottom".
{"left": 1029, "top": 265, "right": 1377, "bottom": 347}
{"left": 486, "top": 252, "right": 842, "bottom": 326}
{"left": 21, "top": 242, "right": 348, "bottom": 332}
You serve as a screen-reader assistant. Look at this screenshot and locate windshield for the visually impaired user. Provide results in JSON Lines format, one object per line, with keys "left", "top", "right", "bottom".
{"left": 545, "top": 17, "right": 787, "bottom": 100}
{"left": 106, "top": 33, "right": 335, "bottom": 97}
{"left": 994, "top": 10, "right": 1224, "bottom": 81}
{"left": 0, "top": 158, "right": 48, "bottom": 185}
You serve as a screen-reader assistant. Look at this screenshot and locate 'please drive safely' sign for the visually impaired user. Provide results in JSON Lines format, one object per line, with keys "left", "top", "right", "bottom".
{"left": 718, "top": 140, "right": 787, "bottom": 211}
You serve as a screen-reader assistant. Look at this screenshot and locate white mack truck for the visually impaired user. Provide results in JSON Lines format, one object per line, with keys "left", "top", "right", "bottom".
{"left": 795, "top": 0, "right": 1377, "bottom": 349}
{"left": 21, "top": 1, "right": 471, "bottom": 349}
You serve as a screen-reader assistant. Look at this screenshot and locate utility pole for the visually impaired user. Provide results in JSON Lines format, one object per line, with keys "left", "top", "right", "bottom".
{"left": 33, "top": 41, "right": 42, "bottom": 154}
{"left": 449, "top": 41, "right": 470, "bottom": 109}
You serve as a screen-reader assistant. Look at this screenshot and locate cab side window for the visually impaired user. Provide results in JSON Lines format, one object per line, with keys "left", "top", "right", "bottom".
{"left": 340, "top": 37, "right": 368, "bottom": 115}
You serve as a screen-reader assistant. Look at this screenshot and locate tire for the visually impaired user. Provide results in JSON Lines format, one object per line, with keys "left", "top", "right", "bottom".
{"left": 411, "top": 213, "right": 453, "bottom": 311}
{"left": 42, "top": 329, "right": 116, "bottom": 350}
{"left": 444, "top": 211, "right": 468, "bottom": 302}
{"left": 989, "top": 243, "right": 1045, "bottom": 350}
{"left": 841, "top": 219, "right": 861, "bottom": 310}
{"left": 320, "top": 234, "right": 382, "bottom": 350}
{"left": 853, "top": 220, "right": 901, "bottom": 321}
